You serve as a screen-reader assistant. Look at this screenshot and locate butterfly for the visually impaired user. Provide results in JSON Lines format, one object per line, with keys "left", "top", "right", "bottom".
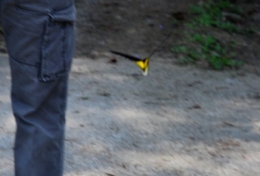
{"left": 110, "top": 50, "right": 149, "bottom": 76}
{"left": 110, "top": 31, "right": 173, "bottom": 76}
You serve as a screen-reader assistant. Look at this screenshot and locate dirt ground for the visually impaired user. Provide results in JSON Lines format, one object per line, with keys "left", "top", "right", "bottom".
{"left": 1, "top": 52, "right": 260, "bottom": 176}
{"left": 74, "top": 0, "right": 199, "bottom": 57}
{"left": 1, "top": 0, "right": 260, "bottom": 176}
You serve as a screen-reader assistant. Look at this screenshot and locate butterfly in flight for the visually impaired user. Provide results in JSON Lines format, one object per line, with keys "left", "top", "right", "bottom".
{"left": 110, "top": 31, "right": 172, "bottom": 76}
{"left": 110, "top": 50, "right": 149, "bottom": 76}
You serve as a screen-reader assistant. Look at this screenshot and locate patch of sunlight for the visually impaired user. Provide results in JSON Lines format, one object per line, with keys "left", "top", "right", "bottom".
{"left": 110, "top": 106, "right": 187, "bottom": 122}
{"left": 71, "top": 58, "right": 95, "bottom": 74}
{"left": 78, "top": 140, "right": 108, "bottom": 154}
{"left": 66, "top": 117, "right": 81, "bottom": 129}
{"left": 255, "top": 121, "right": 260, "bottom": 128}
{"left": 0, "top": 95, "right": 11, "bottom": 104}
{"left": 71, "top": 64, "right": 91, "bottom": 74}
{"left": 244, "top": 151, "right": 260, "bottom": 162}
{"left": 65, "top": 170, "right": 115, "bottom": 176}
{"left": 5, "top": 75, "right": 11, "bottom": 81}
{"left": 221, "top": 98, "right": 259, "bottom": 110}
{"left": 0, "top": 157, "right": 13, "bottom": 176}
{"left": 1, "top": 115, "right": 16, "bottom": 133}
{"left": 71, "top": 60, "right": 128, "bottom": 82}
{"left": 115, "top": 150, "right": 205, "bottom": 169}
{"left": 110, "top": 107, "right": 149, "bottom": 119}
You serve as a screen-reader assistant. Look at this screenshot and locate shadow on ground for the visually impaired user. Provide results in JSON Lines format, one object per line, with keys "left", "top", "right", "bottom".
{"left": 65, "top": 56, "right": 260, "bottom": 176}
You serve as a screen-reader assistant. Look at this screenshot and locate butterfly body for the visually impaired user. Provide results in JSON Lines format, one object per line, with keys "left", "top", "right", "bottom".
{"left": 110, "top": 31, "right": 173, "bottom": 76}
{"left": 110, "top": 50, "right": 149, "bottom": 76}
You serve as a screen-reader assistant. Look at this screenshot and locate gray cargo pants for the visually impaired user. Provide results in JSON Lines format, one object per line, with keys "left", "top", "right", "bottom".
{"left": 0, "top": 0, "right": 76, "bottom": 175}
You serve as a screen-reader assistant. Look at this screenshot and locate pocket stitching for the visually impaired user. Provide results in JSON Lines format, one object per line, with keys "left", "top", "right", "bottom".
{"left": 39, "top": 21, "right": 71, "bottom": 82}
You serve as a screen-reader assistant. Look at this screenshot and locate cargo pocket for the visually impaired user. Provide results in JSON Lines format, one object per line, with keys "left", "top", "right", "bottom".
{"left": 39, "top": 5, "right": 76, "bottom": 82}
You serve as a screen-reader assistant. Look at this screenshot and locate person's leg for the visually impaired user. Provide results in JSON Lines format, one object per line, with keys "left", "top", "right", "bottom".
{"left": 11, "top": 63, "right": 69, "bottom": 176}
{"left": 1, "top": 1, "right": 75, "bottom": 176}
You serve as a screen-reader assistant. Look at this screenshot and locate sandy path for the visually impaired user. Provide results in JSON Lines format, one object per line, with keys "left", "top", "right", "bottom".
{"left": 0, "top": 53, "right": 260, "bottom": 176}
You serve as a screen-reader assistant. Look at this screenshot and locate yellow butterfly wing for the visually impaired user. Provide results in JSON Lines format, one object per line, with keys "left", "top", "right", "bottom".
{"left": 135, "top": 58, "right": 149, "bottom": 76}
{"left": 110, "top": 51, "right": 149, "bottom": 76}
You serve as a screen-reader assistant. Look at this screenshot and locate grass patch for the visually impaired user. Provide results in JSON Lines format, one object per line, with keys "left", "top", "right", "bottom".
{"left": 171, "top": 0, "right": 257, "bottom": 70}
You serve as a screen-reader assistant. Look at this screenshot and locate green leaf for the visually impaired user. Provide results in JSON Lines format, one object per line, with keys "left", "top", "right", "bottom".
{"left": 208, "top": 55, "right": 224, "bottom": 70}
{"left": 171, "top": 45, "right": 188, "bottom": 53}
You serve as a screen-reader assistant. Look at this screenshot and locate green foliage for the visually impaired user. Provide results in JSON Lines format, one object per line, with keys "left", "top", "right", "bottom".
{"left": 171, "top": 45, "right": 188, "bottom": 53}
{"left": 171, "top": 0, "right": 247, "bottom": 70}
{"left": 172, "top": 33, "right": 243, "bottom": 70}
{"left": 189, "top": 0, "right": 244, "bottom": 33}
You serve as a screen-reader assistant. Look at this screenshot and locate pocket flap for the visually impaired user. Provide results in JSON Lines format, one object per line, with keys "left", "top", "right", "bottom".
{"left": 49, "top": 5, "right": 76, "bottom": 22}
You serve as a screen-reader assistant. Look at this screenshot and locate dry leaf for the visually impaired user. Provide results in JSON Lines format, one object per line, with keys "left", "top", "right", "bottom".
{"left": 108, "top": 58, "right": 118, "bottom": 64}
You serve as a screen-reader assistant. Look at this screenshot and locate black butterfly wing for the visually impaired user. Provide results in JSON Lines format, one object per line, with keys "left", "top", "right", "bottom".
{"left": 110, "top": 50, "right": 142, "bottom": 62}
